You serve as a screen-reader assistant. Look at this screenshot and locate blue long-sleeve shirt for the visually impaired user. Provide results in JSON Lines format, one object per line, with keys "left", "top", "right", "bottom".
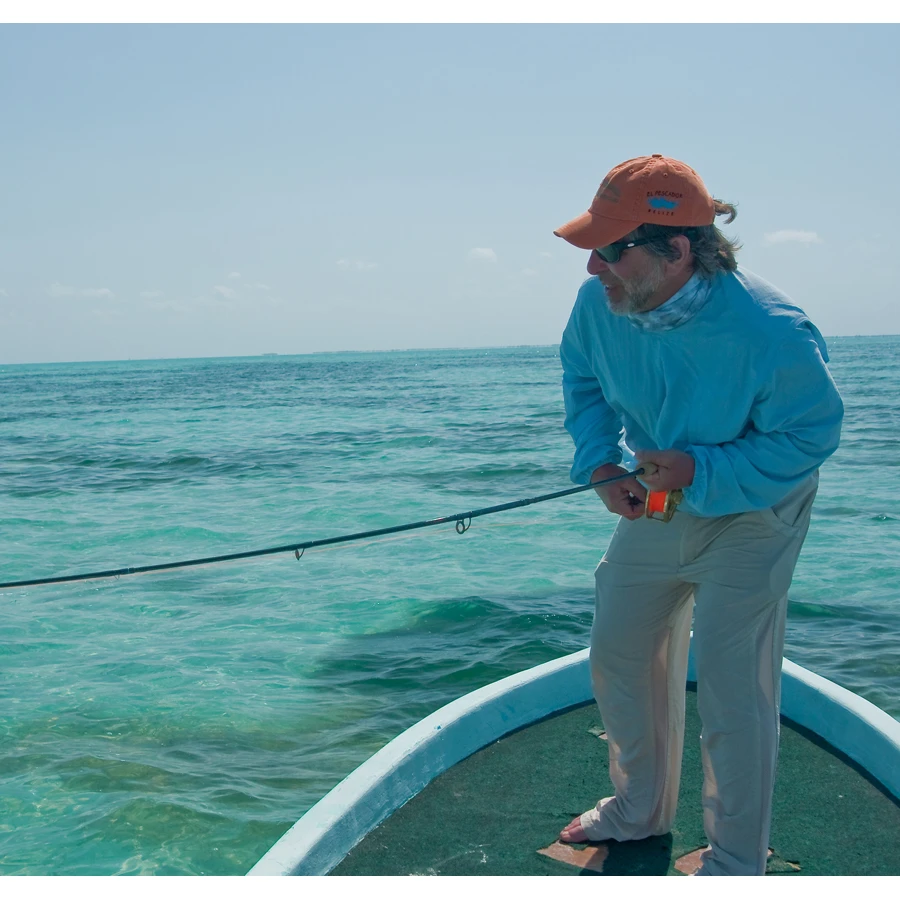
{"left": 560, "top": 267, "right": 844, "bottom": 517}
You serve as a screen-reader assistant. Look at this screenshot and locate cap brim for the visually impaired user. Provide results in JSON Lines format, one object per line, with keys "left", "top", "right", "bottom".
{"left": 553, "top": 211, "right": 643, "bottom": 250}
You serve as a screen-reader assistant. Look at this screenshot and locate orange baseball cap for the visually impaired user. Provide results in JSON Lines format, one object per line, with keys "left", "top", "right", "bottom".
{"left": 554, "top": 154, "right": 716, "bottom": 250}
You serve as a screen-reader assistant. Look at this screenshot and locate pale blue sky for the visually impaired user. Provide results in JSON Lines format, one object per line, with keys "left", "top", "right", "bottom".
{"left": 1, "top": 24, "right": 898, "bottom": 363}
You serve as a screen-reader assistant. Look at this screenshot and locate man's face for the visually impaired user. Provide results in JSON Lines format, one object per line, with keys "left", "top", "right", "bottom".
{"left": 587, "top": 241, "right": 666, "bottom": 316}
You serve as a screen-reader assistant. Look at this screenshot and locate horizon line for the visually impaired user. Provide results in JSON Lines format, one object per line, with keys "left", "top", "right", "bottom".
{"left": 0, "top": 335, "right": 894, "bottom": 368}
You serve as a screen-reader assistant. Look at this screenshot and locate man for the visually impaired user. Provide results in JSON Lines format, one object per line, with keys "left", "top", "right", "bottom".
{"left": 553, "top": 154, "right": 843, "bottom": 876}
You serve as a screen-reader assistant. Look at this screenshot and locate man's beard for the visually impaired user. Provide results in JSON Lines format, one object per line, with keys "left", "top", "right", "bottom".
{"left": 604, "top": 261, "right": 666, "bottom": 316}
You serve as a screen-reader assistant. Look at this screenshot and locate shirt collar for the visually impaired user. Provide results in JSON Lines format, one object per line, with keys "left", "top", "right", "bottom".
{"left": 626, "top": 272, "right": 712, "bottom": 333}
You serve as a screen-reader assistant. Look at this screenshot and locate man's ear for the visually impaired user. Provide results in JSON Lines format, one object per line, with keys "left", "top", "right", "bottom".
{"left": 666, "top": 234, "right": 693, "bottom": 273}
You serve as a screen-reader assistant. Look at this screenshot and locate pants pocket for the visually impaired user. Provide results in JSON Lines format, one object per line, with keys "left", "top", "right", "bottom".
{"left": 758, "top": 473, "right": 818, "bottom": 537}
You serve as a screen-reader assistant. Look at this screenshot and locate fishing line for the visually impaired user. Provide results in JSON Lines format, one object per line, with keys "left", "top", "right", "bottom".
{"left": 0, "top": 468, "right": 647, "bottom": 591}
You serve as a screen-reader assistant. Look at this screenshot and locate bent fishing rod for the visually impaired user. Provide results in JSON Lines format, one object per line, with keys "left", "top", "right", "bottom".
{"left": 0, "top": 464, "right": 677, "bottom": 592}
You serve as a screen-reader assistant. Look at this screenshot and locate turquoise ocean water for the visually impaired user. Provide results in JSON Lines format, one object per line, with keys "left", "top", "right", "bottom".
{"left": 1, "top": 338, "right": 899, "bottom": 875}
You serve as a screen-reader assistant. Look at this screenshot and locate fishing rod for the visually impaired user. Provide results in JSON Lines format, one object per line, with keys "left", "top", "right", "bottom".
{"left": 0, "top": 465, "right": 666, "bottom": 591}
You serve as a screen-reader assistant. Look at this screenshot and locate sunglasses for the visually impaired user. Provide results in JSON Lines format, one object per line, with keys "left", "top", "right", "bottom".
{"left": 593, "top": 237, "right": 654, "bottom": 264}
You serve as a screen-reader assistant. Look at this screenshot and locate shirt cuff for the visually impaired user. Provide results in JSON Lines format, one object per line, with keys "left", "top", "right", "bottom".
{"left": 681, "top": 448, "right": 707, "bottom": 511}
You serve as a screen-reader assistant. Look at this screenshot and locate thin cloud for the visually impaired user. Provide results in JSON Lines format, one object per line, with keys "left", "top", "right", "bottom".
{"left": 140, "top": 290, "right": 164, "bottom": 299}
{"left": 468, "top": 248, "right": 497, "bottom": 262}
{"left": 49, "top": 282, "right": 115, "bottom": 300}
{"left": 539, "top": 251, "right": 553, "bottom": 259}
{"left": 0, "top": 288, "right": 7, "bottom": 297}
{"left": 214, "top": 285, "right": 238, "bottom": 299}
{"left": 149, "top": 298, "right": 189, "bottom": 314}
{"left": 764, "top": 230, "right": 823, "bottom": 245}
{"left": 522, "top": 268, "right": 538, "bottom": 277}
{"left": 228, "top": 271, "right": 241, "bottom": 279}
{"left": 337, "top": 258, "right": 378, "bottom": 270}
{"left": 246, "top": 282, "right": 271, "bottom": 290}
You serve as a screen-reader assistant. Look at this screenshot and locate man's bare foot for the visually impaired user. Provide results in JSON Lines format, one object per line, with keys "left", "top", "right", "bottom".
{"left": 559, "top": 815, "right": 590, "bottom": 843}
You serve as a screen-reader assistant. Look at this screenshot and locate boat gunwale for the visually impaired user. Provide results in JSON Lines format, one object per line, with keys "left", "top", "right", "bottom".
{"left": 247, "top": 645, "right": 900, "bottom": 876}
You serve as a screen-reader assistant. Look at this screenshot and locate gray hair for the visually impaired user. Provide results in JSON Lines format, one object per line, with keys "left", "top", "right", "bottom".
{"left": 632, "top": 200, "right": 741, "bottom": 279}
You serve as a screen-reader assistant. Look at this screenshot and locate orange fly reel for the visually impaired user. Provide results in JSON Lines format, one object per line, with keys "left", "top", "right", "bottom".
{"left": 645, "top": 489, "right": 683, "bottom": 522}
{"left": 639, "top": 461, "right": 683, "bottom": 523}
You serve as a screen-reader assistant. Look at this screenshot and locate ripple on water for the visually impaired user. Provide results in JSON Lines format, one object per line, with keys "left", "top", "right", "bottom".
{"left": 1, "top": 341, "right": 899, "bottom": 874}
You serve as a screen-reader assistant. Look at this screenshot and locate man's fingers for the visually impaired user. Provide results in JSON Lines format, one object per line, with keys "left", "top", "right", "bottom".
{"left": 637, "top": 459, "right": 660, "bottom": 479}
{"left": 625, "top": 478, "right": 647, "bottom": 501}
{"left": 606, "top": 487, "right": 645, "bottom": 519}
{"left": 600, "top": 493, "right": 628, "bottom": 517}
{"left": 634, "top": 450, "right": 694, "bottom": 492}
{"left": 595, "top": 480, "right": 647, "bottom": 519}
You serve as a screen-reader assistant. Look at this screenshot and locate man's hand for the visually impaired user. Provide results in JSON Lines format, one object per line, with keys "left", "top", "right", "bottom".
{"left": 634, "top": 449, "right": 695, "bottom": 492}
{"left": 590, "top": 463, "right": 647, "bottom": 521}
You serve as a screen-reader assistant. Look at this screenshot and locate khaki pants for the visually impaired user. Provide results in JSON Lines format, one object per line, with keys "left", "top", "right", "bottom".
{"left": 580, "top": 474, "right": 818, "bottom": 876}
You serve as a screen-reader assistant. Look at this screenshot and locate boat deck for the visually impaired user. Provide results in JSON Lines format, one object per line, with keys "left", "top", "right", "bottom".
{"left": 331, "top": 684, "right": 900, "bottom": 876}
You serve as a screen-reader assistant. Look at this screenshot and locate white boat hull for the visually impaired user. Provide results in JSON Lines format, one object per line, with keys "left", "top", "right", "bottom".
{"left": 248, "top": 643, "right": 900, "bottom": 876}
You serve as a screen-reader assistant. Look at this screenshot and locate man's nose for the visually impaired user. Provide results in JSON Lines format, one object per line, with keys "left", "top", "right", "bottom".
{"left": 587, "top": 250, "right": 608, "bottom": 276}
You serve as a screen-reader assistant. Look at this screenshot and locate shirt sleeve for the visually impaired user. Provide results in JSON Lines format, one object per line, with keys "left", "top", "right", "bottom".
{"left": 682, "top": 326, "right": 844, "bottom": 516}
{"left": 560, "top": 306, "right": 625, "bottom": 484}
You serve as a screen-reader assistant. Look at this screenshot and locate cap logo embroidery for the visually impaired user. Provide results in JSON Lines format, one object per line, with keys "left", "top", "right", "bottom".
{"left": 648, "top": 197, "right": 679, "bottom": 210}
